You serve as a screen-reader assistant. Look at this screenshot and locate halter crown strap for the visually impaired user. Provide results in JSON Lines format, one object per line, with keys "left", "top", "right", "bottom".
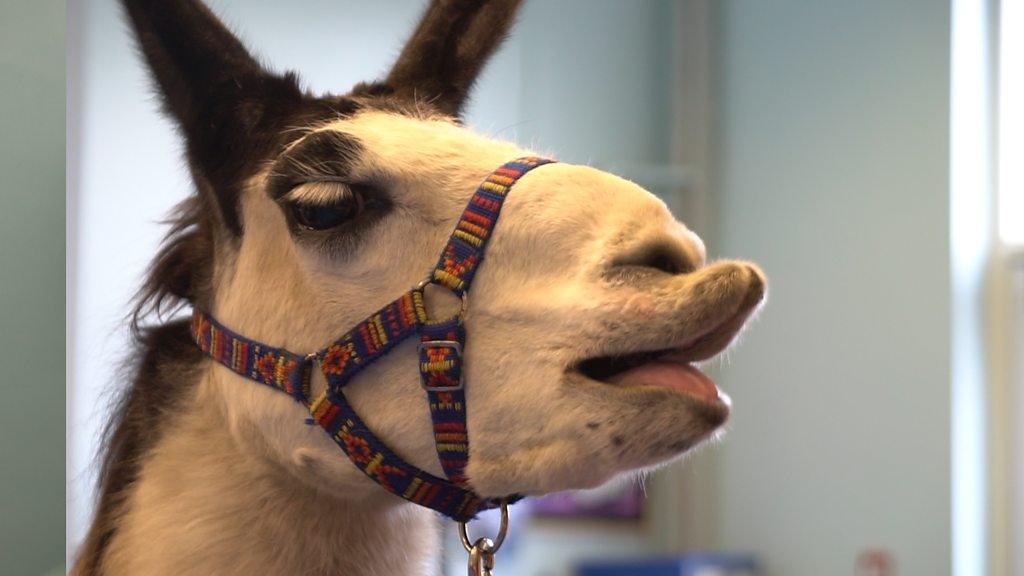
{"left": 190, "top": 157, "right": 554, "bottom": 521}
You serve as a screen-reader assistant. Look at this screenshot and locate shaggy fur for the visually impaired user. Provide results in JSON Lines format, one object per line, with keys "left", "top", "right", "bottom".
{"left": 75, "top": 1, "right": 766, "bottom": 574}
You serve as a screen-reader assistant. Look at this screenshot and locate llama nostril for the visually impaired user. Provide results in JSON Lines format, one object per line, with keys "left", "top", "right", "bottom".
{"left": 610, "top": 242, "right": 696, "bottom": 275}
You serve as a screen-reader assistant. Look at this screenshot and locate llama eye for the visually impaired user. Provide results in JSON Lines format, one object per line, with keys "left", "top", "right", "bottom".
{"left": 289, "top": 187, "right": 366, "bottom": 231}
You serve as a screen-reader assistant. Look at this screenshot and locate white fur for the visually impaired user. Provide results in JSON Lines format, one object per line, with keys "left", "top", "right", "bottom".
{"left": 109, "top": 111, "right": 765, "bottom": 575}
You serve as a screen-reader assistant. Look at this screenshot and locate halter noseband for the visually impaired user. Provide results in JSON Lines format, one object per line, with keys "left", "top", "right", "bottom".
{"left": 190, "top": 157, "right": 554, "bottom": 521}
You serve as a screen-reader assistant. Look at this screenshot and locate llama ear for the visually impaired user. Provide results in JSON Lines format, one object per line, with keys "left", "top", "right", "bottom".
{"left": 121, "top": 0, "right": 302, "bottom": 232}
{"left": 385, "top": 0, "right": 524, "bottom": 117}
{"left": 122, "top": 0, "right": 275, "bottom": 135}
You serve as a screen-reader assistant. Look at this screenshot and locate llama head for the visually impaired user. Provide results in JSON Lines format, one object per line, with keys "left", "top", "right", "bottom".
{"left": 126, "top": 0, "right": 765, "bottom": 504}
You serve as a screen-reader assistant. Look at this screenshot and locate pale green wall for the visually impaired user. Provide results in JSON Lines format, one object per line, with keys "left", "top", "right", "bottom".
{"left": 0, "top": 1, "right": 66, "bottom": 574}
{"left": 709, "top": 0, "right": 952, "bottom": 574}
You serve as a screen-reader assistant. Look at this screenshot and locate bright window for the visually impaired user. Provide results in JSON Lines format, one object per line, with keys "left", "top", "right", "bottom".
{"left": 1000, "top": 0, "right": 1023, "bottom": 245}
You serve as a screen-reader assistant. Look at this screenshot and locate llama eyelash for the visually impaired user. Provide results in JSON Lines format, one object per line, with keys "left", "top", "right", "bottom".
{"left": 282, "top": 180, "right": 355, "bottom": 205}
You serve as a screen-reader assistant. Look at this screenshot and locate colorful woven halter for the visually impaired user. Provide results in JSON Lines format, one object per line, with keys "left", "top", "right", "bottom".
{"left": 191, "top": 157, "right": 555, "bottom": 521}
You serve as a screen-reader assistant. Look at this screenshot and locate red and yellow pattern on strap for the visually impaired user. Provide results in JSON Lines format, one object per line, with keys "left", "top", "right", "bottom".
{"left": 190, "top": 311, "right": 309, "bottom": 402}
{"left": 432, "top": 157, "right": 554, "bottom": 293}
{"left": 308, "top": 388, "right": 489, "bottom": 521}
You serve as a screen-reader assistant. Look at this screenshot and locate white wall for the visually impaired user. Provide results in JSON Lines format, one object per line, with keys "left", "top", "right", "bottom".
{"left": 708, "top": 1, "right": 952, "bottom": 574}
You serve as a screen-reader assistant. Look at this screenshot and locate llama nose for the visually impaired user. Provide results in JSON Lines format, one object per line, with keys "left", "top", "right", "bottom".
{"left": 609, "top": 239, "right": 698, "bottom": 276}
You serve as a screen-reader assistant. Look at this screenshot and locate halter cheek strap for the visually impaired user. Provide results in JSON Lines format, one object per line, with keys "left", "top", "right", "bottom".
{"left": 190, "top": 157, "right": 554, "bottom": 521}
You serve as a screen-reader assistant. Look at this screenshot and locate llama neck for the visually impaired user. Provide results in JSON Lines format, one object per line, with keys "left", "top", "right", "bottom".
{"left": 100, "top": 374, "right": 440, "bottom": 576}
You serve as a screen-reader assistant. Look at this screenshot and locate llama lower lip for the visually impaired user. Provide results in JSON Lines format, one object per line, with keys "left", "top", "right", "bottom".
{"left": 606, "top": 361, "right": 720, "bottom": 402}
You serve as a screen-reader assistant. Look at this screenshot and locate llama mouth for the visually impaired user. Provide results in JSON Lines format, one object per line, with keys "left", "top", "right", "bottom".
{"left": 576, "top": 349, "right": 721, "bottom": 402}
{"left": 574, "top": 297, "right": 758, "bottom": 403}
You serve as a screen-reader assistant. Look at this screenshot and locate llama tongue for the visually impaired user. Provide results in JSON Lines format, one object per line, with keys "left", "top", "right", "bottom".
{"left": 607, "top": 360, "right": 719, "bottom": 402}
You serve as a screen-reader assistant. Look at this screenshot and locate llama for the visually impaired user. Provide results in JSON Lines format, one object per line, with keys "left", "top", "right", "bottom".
{"left": 74, "top": 1, "right": 766, "bottom": 574}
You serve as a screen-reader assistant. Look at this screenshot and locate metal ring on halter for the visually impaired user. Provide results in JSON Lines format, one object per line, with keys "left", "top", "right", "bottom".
{"left": 416, "top": 275, "right": 469, "bottom": 319}
{"left": 459, "top": 500, "right": 509, "bottom": 554}
{"left": 302, "top": 352, "right": 320, "bottom": 403}
{"left": 467, "top": 538, "right": 496, "bottom": 576}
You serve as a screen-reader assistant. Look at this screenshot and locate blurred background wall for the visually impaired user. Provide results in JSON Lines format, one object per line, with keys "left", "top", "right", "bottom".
{"left": 0, "top": 1, "right": 66, "bottom": 574}
{"left": 706, "top": 1, "right": 952, "bottom": 574}
{"left": 64, "top": 1, "right": 1010, "bottom": 576}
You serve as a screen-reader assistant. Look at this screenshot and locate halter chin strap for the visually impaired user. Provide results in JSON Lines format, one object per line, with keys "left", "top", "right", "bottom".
{"left": 190, "top": 157, "right": 554, "bottom": 521}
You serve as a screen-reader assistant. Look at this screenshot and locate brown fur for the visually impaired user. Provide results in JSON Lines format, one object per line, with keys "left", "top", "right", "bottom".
{"left": 130, "top": 196, "right": 216, "bottom": 329}
{"left": 386, "top": 0, "right": 524, "bottom": 116}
